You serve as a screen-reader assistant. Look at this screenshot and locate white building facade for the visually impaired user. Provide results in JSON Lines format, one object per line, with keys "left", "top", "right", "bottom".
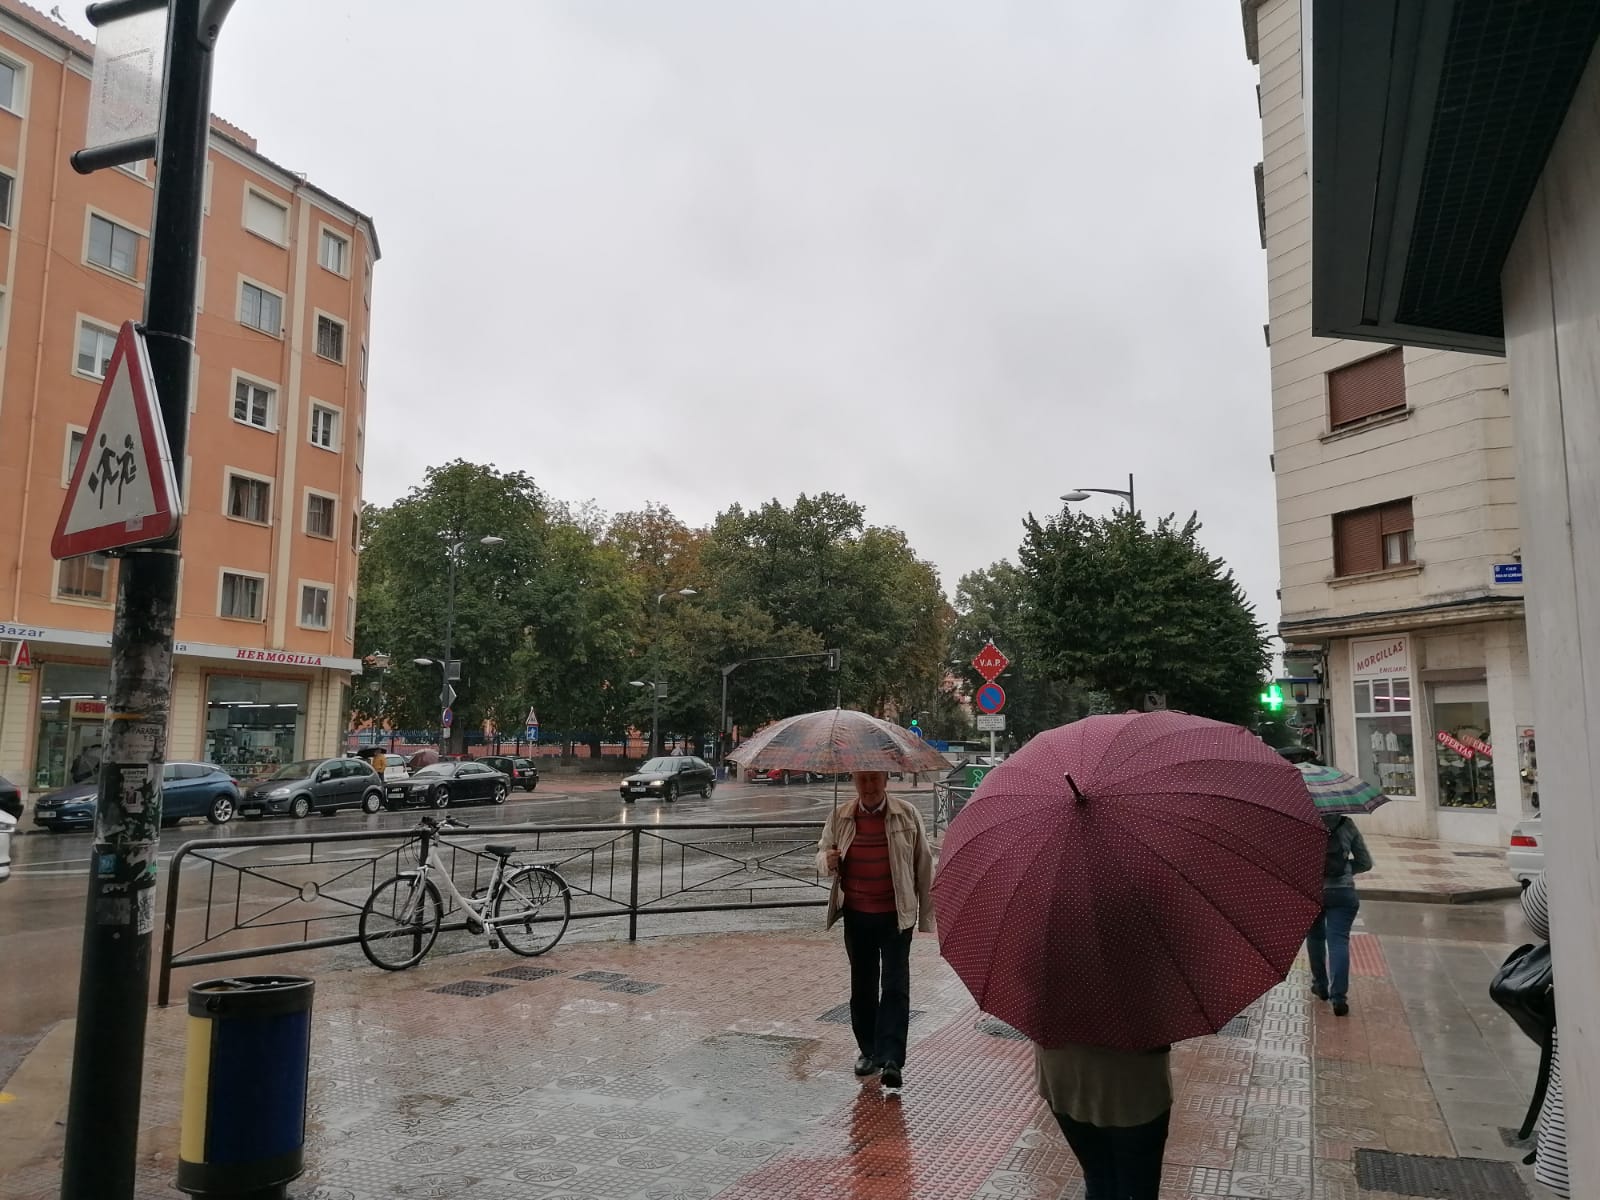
{"left": 1244, "top": 0, "right": 1535, "bottom": 846}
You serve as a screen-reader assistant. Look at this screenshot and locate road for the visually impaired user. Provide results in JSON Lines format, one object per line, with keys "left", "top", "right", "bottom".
{"left": 0, "top": 776, "right": 875, "bottom": 1077}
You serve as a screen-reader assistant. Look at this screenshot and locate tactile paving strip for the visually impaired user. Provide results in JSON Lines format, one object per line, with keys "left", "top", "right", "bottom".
{"left": 1354, "top": 1149, "right": 1530, "bottom": 1198}
{"left": 427, "top": 980, "right": 513, "bottom": 997}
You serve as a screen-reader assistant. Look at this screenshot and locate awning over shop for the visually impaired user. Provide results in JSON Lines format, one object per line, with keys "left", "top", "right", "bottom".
{"left": 1310, "top": 0, "right": 1600, "bottom": 354}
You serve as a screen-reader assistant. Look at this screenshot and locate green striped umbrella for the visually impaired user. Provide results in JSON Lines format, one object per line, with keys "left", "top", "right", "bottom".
{"left": 1295, "top": 762, "right": 1391, "bottom": 815}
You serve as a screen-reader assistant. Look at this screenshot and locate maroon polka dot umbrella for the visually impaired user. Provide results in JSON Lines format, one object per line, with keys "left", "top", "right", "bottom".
{"left": 933, "top": 711, "right": 1326, "bottom": 1051}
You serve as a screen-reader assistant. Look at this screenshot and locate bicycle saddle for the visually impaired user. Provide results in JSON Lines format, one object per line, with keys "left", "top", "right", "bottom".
{"left": 483, "top": 843, "right": 519, "bottom": 857}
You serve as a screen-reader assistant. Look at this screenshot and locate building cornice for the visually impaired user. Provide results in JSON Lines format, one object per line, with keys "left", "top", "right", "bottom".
{"left": 1241, "top": 0, "right": 1267, "bottom": 65}
{"left": 1279, "top": 594, "right": 1524, "bottom": 641}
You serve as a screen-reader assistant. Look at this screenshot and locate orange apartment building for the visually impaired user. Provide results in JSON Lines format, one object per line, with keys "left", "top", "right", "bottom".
{"left": 0, "top": 3, "right": 378, "bottom": 796}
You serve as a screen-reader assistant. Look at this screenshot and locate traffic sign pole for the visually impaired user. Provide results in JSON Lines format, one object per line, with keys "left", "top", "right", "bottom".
{"left": 61, "top": 4, "right": 229, "bottom": 1197}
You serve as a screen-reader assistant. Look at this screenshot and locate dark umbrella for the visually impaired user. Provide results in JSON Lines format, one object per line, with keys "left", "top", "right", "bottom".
{"left": 407, "top": 748, "right": 440, "bottom": 771}
{"left": 933, "top": 711, "right": 1326, "bottom": 1051}
{"left": 726, "top": 708, "right": 949, "bottom": 776}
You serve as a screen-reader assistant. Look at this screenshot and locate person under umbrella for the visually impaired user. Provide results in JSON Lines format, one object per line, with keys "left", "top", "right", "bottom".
{"left": 934, "top": 711, "right": 1326, "bottom": 1200}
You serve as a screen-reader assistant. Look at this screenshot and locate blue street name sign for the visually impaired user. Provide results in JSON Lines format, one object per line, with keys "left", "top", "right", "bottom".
{"left": 1493, "top": 562, "right": 1523, "bottom": 585}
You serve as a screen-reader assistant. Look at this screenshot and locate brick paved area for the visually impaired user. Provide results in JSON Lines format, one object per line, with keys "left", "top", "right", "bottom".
{"left": 2, "top": 923, "right": 1536, "bottom": 1200}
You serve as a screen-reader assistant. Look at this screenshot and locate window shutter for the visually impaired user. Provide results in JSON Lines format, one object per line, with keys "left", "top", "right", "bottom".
{"left": 1328, "top": 348, "right": 1406, "bottom": 429}
{"left": 1379, "top": 499, "right": 1413, "bottom": 534}
{"left": 1335, "top": 508, "right": 1383, "bottom": 576}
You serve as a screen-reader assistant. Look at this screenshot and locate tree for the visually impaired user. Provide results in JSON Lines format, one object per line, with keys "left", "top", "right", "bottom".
{"left": 951, "top": 559, "right": 1104, "bottom": 741}
{"left": 1018, "top": 510, "right": 1268, "bottom": 725}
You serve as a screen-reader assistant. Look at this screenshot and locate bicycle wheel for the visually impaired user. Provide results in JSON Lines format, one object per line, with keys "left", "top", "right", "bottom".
{"left": 492, "top": 865, "right": 571, "bottom": 956}
{"left": 359, "top": 874, "right": 443, "bottom": 970}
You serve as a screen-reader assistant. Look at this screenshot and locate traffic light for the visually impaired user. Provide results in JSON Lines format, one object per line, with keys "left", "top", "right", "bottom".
{"left": 825, "top": 648, "right": 841, "bottom": 671}
{"left": 1259, "top": 683, "right": 1286, "bottom": 713}
{"left": 909, "top": 717, "right": 920, "bottom": 730}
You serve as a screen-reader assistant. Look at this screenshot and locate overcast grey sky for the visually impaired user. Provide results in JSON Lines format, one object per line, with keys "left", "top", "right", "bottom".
{"left": 137, "top": 2, "right": 1277, "bottom": 625}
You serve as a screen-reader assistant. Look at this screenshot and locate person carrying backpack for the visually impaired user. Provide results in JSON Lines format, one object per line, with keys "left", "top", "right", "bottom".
{"left": 1305, "top": 813, "right": 1373, "bottom": 1016}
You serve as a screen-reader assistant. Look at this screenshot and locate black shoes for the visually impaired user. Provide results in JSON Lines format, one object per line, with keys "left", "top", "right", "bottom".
{"left": 1332, "top": 1002, "right": 1350, "bottom": 1017}
{"left": 1310, "top": 983, "right": 1328, "bottom": 1001}
{"left": 880, "top": 1062, "right": 903, "bottom": 1090}
{"left": 853, "top": 1056, "right": 879, "bottom": 1077}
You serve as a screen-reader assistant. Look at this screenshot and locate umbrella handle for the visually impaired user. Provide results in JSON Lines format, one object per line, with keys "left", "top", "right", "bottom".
{"left": 1064, "top": 773, "right": 1087, "bottom": 804}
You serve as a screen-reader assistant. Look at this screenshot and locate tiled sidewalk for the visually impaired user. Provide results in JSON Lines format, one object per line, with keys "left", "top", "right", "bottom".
{"left": 2, "top": 923, "right": 1538, "bottom": 1200}
{"left": 1357, "top": 838, "right": 1520, "bottom": 903}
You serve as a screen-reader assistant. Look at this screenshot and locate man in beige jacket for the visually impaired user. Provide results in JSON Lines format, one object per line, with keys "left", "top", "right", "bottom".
{"left": 816, "top": 770, "right": 935, "bottom": 1090}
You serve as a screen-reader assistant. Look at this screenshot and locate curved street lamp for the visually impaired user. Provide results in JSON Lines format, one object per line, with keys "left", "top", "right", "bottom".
{"left": 1062, "top": 472, "right": 1136, "bottom": 512}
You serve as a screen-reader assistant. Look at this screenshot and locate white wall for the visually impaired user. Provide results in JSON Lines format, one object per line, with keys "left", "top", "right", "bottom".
{"left": 1501, "top": 41, "right": 1600, "bottom": 1198}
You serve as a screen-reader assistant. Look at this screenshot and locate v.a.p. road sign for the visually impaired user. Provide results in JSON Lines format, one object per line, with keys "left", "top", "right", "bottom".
{"left": 51, "top": 321, "right": 179, "bottom": 559}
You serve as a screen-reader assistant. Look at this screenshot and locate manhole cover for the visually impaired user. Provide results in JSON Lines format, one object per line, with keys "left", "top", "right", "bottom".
{"left": 1355, "top": 1150, "right": 1529, "bottom": 1198}
{"left": 817, "top": 1003, "right": 923, "bottom": 1024}
{"left": 489, "top": 964, "right": 561, "bottom": 981}
{"left": 572, "top": 970, "right": 629, "bottom": 982}
{"left": 975, "top": 1017, "right": 1028, "bottom": 1040}
{"left": 604, "top": 980, "right": 662, "bottom": 995}
{"left": 428, "top": 980, "right": 512, "bottom": 998}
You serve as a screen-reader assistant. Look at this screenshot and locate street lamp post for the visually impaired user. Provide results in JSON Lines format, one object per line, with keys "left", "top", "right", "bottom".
{"left": 629, "top": 680, "right": 666, "bottom": 758}
{"left": 366, "top": 651, "right": 392, "bottom": 750}
{"left": 1061, "top": 472, "right": 1136, "bottom": 513}
{"left": 645, "top": 587, "right": 695, "bottom": 756}
{"left": 420, "top": 534, "right": 503, "bottom": 753}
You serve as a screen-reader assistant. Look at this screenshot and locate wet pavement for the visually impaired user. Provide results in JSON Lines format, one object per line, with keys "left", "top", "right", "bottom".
{"left": 0, "top": 892, "right": 1554, "bottom": 1200}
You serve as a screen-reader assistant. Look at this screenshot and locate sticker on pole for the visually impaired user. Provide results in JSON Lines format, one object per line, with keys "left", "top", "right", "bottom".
{"left": 51, "top": 321, "right": 178, "bottom": 559}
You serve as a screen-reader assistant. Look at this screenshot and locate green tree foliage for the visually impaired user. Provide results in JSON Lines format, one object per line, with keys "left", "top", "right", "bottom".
{"left": 950, "top": 559, "right": 1105, "bottom": 741}
{"left": 1018, "top": 509, "right": 1268, "bottom": 725}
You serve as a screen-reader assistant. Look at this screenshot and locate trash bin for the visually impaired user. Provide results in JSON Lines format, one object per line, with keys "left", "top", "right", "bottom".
{"left": 178, "top": 976, "right": 314, "bottom": 1199}
{"left": 962, "top": 764, "right": 994, "bottom": 790}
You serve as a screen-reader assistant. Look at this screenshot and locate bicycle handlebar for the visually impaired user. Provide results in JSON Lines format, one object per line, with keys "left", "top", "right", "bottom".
{"left": 415, "top": 815, "right": 468, "bottom": 832}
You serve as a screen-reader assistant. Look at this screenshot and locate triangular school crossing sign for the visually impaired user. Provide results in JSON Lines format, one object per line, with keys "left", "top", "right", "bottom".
{"left": 51, "top": 321, "right": 180, "bottom": 559}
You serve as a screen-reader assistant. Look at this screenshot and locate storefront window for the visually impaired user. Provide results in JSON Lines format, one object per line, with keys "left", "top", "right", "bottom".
{"left": 205, "top": 676, "right": 307, "bottom": 777}
{"left": 1354, "top": 676, "right": 1416, "bottom": 797}
{"left": 1432, "top": 684, "right": 1495, "bottom": 809}
{"left": 33, "top": 663, "right": 112, "bottom": 790}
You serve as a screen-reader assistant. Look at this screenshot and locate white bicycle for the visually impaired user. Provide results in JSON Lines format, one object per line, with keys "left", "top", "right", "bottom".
{"left": 358, "top": 815, "right": 571, "bottom": 970}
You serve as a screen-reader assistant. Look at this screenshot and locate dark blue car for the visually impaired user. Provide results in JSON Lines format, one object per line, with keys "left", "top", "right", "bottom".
{"left": 32, "top": 762, "right": 241, "bottom": 832}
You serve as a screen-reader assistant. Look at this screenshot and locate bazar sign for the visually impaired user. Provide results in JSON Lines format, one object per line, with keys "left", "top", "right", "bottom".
{"left": 0, "top": 622, "right": 360, "bottom": 672}
{"left": 1351, "top": 637, "right": 1409, "bottom": 678}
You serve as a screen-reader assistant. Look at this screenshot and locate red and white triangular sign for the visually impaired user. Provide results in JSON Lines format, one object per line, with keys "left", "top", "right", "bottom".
{"left": 51, "top": 321, "right": 179, "bottom": 560}
{"left": 10, "top": 640, "right": 31, "bottom": 669}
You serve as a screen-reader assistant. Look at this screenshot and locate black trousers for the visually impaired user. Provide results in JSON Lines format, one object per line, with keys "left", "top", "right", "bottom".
{"left": 1053, "top": 1108, "right": 1170, "bottom": 1200}
{"left": 841, "top": 907, "right": 913, "bottom": 1067}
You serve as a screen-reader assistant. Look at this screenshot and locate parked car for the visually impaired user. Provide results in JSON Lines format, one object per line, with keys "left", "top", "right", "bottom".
{"left": 0, "top": 775, "right": 21, "bottom": 821}
{"left": 0, "top": 775, "right": 17, "bottom": 884}
{"left": 1508, "top": 814, "right": 1544, "bottom": 885}
{"left": 33, "top": 763, "right": 242, "bottom": 832}
{"left": 239, "top": 757, "right": 383, "bottom": 820}
{"left": 621, "top": 756, "right": 716, "bottom": 803}
{"left": 481, "top": 755, "right": 540, "bottom": 792}
{"left": 383, "top": 760, "right": 510, "bottom": 809}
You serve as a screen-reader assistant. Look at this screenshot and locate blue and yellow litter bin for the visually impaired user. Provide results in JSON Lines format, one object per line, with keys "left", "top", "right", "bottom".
{"left": 178, "top": 976, "right": 314, "bottom": 1199}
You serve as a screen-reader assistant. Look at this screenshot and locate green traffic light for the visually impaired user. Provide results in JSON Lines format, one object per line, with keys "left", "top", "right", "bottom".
{"left": 1259, "top": 684, "right": 1285, "bottom": 712}
{"left": 909, "top": 718, "right": 920, "bottom": 727}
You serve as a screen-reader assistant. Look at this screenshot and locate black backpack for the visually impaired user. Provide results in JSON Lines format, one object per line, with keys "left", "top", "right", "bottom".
{"left": 1322, "top": 817, "right": 1351, "bottom": 880}
{"left": 1490, "top": 941, "right": 1557, "bottom": 1150}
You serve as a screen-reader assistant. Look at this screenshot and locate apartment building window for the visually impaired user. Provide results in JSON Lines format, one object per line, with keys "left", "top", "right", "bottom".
{"left": 1328, "top": 348, "right": 1405, "bottom": 431}
{"left": 305, "top": 492, "right": 336, "bottom": 539}
{"left": 87, "top": 213, "right": 139, "bottom": 277}
{"left": 226, "top": 473, "right": 271, "bottom": 524}
{"left": 63, "top": 428, "right": 85, "bottom": 484}
{"left": 308, "top": 403, "right": 339, "bottom": 450}
{"left": 351, "top": 505, "right": 362, "bottom": 552}
{"left": 345, "top": 592, "right": 356, "bottom": 641}
{"left": 299, "top": 583, "right": 331, "bottom": 630}
{"left": 319, "top": 229, "right": 349, "bottom": 275}
{"left": 57, "top": 554, "right": 113, "bottom": 602}
{"left": 76, "top": 321, "right": 116, "bottom": 379}
{"left": 232, "top": 378, "right": 275, "bottom": 430}
{"left": 243, "top": 189, "right": 287, "bottom": 243}
{"left": 239, "top": 281, "right": 282, "bottom": 335}
{"left": 315, "top": 314, "right": 345, "bottom": 363}
{"left": 220, "top": 570, "right": 265, "bottom": 620}
{"left": 0, "top": 170, "right": 13, "bottom": 227}
{"left": 0, "top": 60, "right": 18, "bottom": 113}
{"left": 1334, "top": 499, "right": 1414, "bottom": 577}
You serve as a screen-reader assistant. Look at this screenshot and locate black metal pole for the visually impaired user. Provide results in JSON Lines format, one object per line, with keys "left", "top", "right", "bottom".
{"left": 61, "top": 3, "right": 224, "bottom": 1197}
{"left": 440, "top": 546, "right": 456, "bottom": 754}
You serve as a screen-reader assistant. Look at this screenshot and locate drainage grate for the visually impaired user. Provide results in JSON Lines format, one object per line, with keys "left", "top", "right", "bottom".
{"left": 604, "top": 980, "right": 662, "bottom": 995}
{"left": 1217, "top": 1015, "right": 1251, "bottom": 1038}
{"left": 488, "top": 965, "right": 561, "bottom": 982}
{"left": 1355, "top": 1150, "right": 1529, "bottom": 1198}
{"left": 975, "top": 1017, "right": 1028, "bottom": 1041}
{"left": 428, "top": 980, "right": 513, "bottom": 998}
{"left": 817, "top": 1003, "right": 923, "bottom": 1025}
{"left": 572, "top": 970, "right": 630, "bottom": 983}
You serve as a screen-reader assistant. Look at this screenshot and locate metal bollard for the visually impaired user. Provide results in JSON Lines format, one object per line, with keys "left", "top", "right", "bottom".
{"left": 177, "top": 976, "right": 314, "bottom": 1199}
